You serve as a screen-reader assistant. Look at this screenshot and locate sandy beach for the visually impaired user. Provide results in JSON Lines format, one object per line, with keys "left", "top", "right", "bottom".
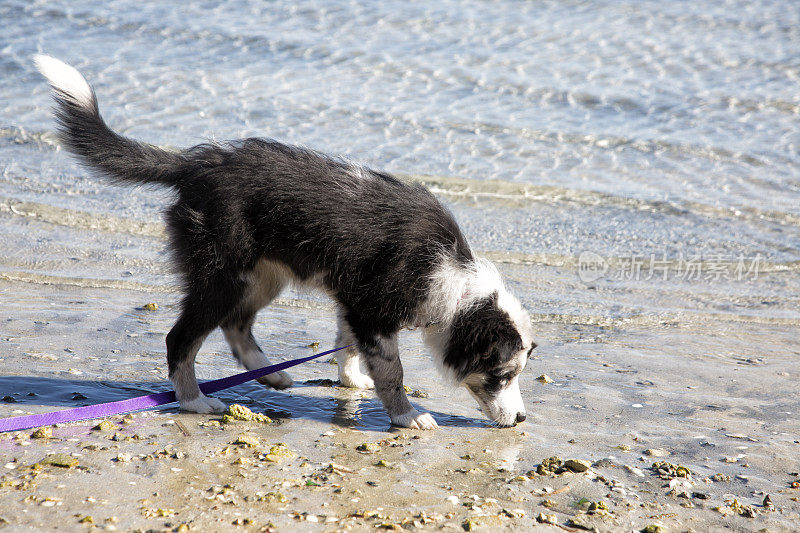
{"left": 3, "top": 0, "right": 800, "bottom": 530}
{"left": 2, "top": 277, "right": 799, "bottom": 532}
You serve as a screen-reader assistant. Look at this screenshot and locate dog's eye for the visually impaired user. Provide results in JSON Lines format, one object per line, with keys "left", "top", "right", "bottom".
{"left": 483, "top": 373, "right": 507, "bottom": 392}
{"left": 492, "top": 372, "right": 514, "bottom": 383}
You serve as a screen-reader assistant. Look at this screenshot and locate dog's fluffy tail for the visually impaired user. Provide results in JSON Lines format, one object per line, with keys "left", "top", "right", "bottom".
{"left": 34, "top": 55, "right": 187, "bottom": 187}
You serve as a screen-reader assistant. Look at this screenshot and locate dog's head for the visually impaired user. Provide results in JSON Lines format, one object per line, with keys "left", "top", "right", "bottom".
{"left": 423, "top": 259, "right": 536, "bottom": 427}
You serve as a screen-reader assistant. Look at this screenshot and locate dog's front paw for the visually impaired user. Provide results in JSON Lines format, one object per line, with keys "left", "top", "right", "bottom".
{"left": 179, "top": 393, "right": 226, "bottom": 414}
{"left": 391, "top": 409, "right": 438, "bottom": 430}
{"left": 339, "top": 371, "right": 375, "bottom": 389}
{"left": 257, "top": 370, "right": 293, "bottom": 390}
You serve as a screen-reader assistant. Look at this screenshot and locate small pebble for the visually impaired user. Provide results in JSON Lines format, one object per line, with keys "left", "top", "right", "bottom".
{"left": 625, "top": 465, "right": 645, "bottom": 477}
{"left": 564, "top": 459, "right": 591, "bottom": 472}
{"left": 31, "top": 427, "right": 53, "bottom": 439}
{"left": 536, "top": 512, "right": 557, "bottom": 524}
{"left": 644, "top": 448, "right": 669, "bottom": 457}
{"left": 38, "top": 454, "right": 78, "bottom": 468}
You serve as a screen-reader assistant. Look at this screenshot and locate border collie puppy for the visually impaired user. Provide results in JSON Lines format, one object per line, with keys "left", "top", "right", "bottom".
{"left": 35, "top": 56, "right": 536, "bottom": 429}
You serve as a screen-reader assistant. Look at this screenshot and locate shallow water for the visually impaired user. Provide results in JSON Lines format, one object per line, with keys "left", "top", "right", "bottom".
{"left": 1, "top": 1, "right": 799, "bottom": 526}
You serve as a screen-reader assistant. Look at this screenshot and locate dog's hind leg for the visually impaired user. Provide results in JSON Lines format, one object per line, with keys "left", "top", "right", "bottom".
{"left": 221, "top": 310, "right": 292, "bottom": 390}
{"left": 334, "top": 308, "right": 375, "bottom": 389}
{"left": 221, "top": 260, "right": 292, "bottom": 389}
{"left": 167, "top": 282, "right": 244, "bottom": 414}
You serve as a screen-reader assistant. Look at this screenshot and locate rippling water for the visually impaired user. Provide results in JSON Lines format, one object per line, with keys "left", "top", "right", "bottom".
{"left": 1, "top": 0, "right": 799, "bottom": 436}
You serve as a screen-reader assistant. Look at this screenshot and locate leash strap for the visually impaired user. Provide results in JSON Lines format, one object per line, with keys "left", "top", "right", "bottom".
{"left": 0, "top": 345, "right": 348, "bottom": 433}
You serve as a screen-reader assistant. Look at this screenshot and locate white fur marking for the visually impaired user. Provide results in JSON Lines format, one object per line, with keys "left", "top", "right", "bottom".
{"left": 179, "top": 394, "right": 226, "bottom": 414}
{"left": 335, "top": 310, "right": 375, "bottom": 389}
{"left": 497, "top": 287, "right": 534, "bottom": 351}
{"left": 391, "top": 409, "right": 438, "bottom": 430}
{"left": 421, "top": 256, "right": 505, "bottom": 327}
{"left": 34, "top": 55, "right": 94, "bottom": 108}
{"left": 466, "top": 375, "right": 525, "bottom": 427}
{"left": 262, "top": 370, "right": 293, "bottom": 389}
{"left": 421, "top": 256, "right": 534, "bottom": 384}
{"left": 338, "top": 352, "right": 375, "bottom": 389}
{"left": 491, "top": 376, "right": 525, "bottom": 424}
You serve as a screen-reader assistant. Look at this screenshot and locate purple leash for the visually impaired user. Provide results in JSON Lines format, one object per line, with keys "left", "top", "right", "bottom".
{"left": 0, "top": 345, "right": 348, "bottom": 433}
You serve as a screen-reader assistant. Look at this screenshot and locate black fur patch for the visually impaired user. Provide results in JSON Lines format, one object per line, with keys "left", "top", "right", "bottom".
{"left": 443, "top": 293, "right": 524, "bottom": 382}
{"left": 50, "top": 87, "right": 475, "bottom": 339}
{"left": 161, "top": 139, "right": 473, "bottom": 333}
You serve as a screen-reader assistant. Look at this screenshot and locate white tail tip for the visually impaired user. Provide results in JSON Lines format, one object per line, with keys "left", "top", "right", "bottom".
{"left": 34, "top": 54, "right": 94, "bottom": 108}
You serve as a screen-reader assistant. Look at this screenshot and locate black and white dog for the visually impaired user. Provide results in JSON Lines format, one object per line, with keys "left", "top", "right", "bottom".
{"left": 35, "top": 56, "right": 536, "bottom": 429}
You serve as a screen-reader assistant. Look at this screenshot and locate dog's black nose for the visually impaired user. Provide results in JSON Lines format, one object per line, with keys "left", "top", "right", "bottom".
{"left": 516, "top": 412, "right": 526, "bottom": 423}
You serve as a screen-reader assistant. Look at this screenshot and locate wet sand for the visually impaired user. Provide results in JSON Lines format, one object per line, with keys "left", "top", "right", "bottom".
{"left": 3, "top": 0, "right": 800, "bottom": 530}
{"left": 2, "top": 279, "right": 799, "bottom": 532}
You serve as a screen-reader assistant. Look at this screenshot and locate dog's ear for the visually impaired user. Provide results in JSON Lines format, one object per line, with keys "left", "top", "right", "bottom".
{"left": 444, "top": 292, "right": 523, "bottom": 381}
